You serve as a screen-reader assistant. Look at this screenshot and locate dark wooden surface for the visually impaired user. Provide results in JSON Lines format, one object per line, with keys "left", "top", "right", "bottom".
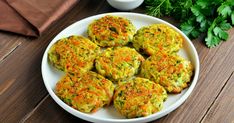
{"left": 1, "top": 0, "right": 234, "bottom": 123}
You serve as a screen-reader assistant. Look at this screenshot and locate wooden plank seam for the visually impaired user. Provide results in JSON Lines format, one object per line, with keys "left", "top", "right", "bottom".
{"left": 200, "top": 71, "right": 234, "bottom": 123}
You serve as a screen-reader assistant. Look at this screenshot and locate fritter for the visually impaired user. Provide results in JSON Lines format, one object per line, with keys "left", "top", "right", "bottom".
{"left": 88, "top": 15, "right": 136, "bottom": 47}
{"left": 95, "top": 47, "right": 145, "bottom": 81}
{"left": 133, "top": 24, "right": 183, "bottom": 55}
{"left": 48, "top": 35, "right": 100, "bottom": 75}
{"left": 113, "top": 77, "right": 167, "bottom": 118}
{"left": 55, "top": 71, "right": 115, "bottom": 113}
{"left": 140, "top": 51, "right": 193, "bottom": 93}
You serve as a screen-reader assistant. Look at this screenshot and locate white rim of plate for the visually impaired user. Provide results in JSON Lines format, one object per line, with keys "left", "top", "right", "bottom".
{"left": 41, "top": 12, "right": 200, "bottom": 123}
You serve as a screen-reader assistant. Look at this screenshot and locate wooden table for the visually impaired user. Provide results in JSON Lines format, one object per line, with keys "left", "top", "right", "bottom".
{"left": 1, "top": 0, "right": 234, "bottom": 123}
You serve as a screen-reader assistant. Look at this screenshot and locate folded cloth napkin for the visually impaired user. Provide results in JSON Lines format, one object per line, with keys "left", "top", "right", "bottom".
{"left": 0, "top": 0, "right": 78, "bottom": 37}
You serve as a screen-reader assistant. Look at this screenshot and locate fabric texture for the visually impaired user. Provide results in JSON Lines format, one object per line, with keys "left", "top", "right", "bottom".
{"left": 0, "top": 0, "right": 78, "bottom": 37}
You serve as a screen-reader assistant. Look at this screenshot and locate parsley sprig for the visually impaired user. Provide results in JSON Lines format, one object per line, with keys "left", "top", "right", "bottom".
{"left": 145, "top": 0, "right": 234, "bottom": 48}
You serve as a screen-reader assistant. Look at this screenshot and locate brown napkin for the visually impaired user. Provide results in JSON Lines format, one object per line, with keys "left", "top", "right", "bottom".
{"left": 0, "top": 0, "right": 78, "bottom": 37}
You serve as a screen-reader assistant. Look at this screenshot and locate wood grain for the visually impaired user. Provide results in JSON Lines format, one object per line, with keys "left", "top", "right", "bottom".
{"left": 0, "top": 0, "right": 234, "bottom": 123}
{"left": 23, "top": 95, "right": 86, "bottom": 123}
{"left": 0, "top": 79, "right": 15, "bottom": 95}
{"left": 0, "top": 33, "right": 22, "bottom": 62}
{"left": 201, "top": 72, "right": 234, "bottom": 123}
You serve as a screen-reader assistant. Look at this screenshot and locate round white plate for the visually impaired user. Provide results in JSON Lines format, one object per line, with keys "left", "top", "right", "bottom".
{"left": 41, "top": 12, "right": 200, "bottom": 123}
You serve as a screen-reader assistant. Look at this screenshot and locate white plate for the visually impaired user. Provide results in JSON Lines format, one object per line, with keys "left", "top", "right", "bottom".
{"left": 41, "top": 12, "right": 200, "bottom": 123}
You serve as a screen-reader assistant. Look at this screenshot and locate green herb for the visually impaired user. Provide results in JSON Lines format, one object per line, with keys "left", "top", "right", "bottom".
{"left": 171, "top": 0, "right": 194, "bottom": 21}
{"left": 145, "top": 0, "right": 193, "bottom": 21}
{"left": 109, "top": 27, "right": 118, "bottom": 34}
{"left": 144, "top": 0, "right": 234, "bottom": 48}
{"left": 205, "top": 17, "right": 232, "bottom": 47}
{"left": 145, "top": 0, "right": 171, "bottom": 17}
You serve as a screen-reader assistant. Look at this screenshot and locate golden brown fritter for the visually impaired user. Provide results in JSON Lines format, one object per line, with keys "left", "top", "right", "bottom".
{"left": 55, "top": 71, "right": 115, "bottom": 113}
{"left": 88, "top": 15, "right": 136, "bottom": 47}
{"left": 140, "top": 51, "right": 193, "bottom": 93}
{"left": 133, "top": 24, "right": 183, "bottom": 55}
{"left": 95, "top": 47, "right": 144, "bottom": 81}
{"left": 48, "top": 35, "right": 100, "bottom": 75}
{"left": 113, "top": 77, "right": 167, "bottom": 118}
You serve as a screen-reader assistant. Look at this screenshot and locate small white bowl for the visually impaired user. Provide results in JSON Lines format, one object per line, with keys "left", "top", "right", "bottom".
{"left": 107, "top": 0, "right": 144, "bottom": 11}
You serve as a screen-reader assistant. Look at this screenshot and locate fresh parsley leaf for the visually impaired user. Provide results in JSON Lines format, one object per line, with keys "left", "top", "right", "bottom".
{"left": 213, "top": 27, "right": 228, "bottom": 40}
{"left": 218, "top": 3, "right": 232, "bottom": 18}
{"left": 196, "top": 0, "right": 208, "bottom": 9}
{"left": 191, "top": 5, "right": 205, "bottom": 23}
{"left": 181, "top": 18, "right": 201, "bottom": 38}
{"left": 199, "top": 20, "right": 211, "bottom": 32}
{"left": 171, "top": 0, "right": 193, "bottom": 21}
{"left": 205, "top": 17, "right": 232, "bottom": 47}
{"left": 219, "top": 20, "right": 232, "bottom": 30}
{"left": 205, "top": 29, "right": 221, "bottom": 48}
{"left": 186, "top": 4, "right": 211, "bottom": 35}
{"left": 205, "top": 21, "right": 221, "bottom": 48}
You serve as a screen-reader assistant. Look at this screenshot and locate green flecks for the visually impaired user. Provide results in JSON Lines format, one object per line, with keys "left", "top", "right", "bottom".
{"left": 109, "top": 27, "right": 118, "bottom": 34}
